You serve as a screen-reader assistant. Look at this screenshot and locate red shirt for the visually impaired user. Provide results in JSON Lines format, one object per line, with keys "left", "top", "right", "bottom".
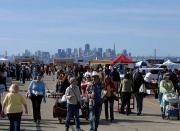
{"left": 81, "top": 82, "right": 88, "bottom": 97}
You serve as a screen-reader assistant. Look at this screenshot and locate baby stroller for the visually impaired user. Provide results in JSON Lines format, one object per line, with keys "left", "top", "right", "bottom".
{"left": 162, "top": 92, "right": 180, "bottom": 120}
{"left": 53, "top": 95, "right": 67, "bottom": 123}
{"left": 53, "top": 95, "right": 88, "bottom": 123}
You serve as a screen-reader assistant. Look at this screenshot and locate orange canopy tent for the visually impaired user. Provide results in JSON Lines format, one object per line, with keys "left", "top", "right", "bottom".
{"left": 110, "top": 54, "right": 134, "bottom": 64}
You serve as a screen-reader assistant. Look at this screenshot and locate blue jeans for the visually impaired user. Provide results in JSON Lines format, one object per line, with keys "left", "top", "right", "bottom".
{"left": 65, "top": 104, "right": 80, "bottom": 129}
{"left": 7, "top": 112, "right": 22, "bottom": 131}
{"left": 134, "top": 92, "right": 144, "bottom": 114}
{"left": 89, "top": 102, "right": 102, "bottom": 131}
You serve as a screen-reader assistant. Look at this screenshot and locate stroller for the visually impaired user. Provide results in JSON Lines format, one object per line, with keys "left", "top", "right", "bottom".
{"left": 53, "top": 95, "right": 88, "bottom": 123}
{"left": 53, "top": 95, "right": 67, "bottom": 123}
{"left": 162, "top": 92, "right": 180, "bottom": 120}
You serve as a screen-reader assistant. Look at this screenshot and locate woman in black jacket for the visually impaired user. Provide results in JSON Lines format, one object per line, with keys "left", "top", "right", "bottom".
{"left": 133, "top": 69, "right": 145, "bottom": 115}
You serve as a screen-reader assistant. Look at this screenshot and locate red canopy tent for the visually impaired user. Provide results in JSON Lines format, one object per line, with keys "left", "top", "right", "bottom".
{"left": 110, "top": 54, "right": 134, "bottom": 64}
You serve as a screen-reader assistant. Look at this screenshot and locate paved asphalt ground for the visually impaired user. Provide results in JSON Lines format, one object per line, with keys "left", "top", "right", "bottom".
{"left": 0, "top": 76, "right": 180, "bottom": 131}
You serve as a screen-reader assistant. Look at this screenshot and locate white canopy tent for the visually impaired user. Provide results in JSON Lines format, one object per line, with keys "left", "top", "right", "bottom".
{"left": 163, "top": 60, "right": 175, "bottom": 65}
{"left": 135, "top": 61, "right": 151, "bottom": 67}
{"left": 0, "top": 58, "right": 9, "bottom": 63}
{"left": 162, "top": 60, "right": 180, "bottom": 70}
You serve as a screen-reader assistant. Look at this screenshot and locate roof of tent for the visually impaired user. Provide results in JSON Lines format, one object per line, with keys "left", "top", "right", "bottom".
{"left": 163, "top": 60, "right": 175, "bottom": 65}
{"left": 110, "top": 54, "right": 134, "bottom": 64}
{"left": 135, "top": 61, "right": 151, "bottom": 67}
{"left": 162, "top": 60, "right": 180, "bottom": 70}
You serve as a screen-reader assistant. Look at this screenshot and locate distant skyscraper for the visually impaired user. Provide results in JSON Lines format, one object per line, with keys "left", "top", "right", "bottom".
{"left": 74, "top": 48, "right": 78, "bottom": 58}
{"left": 114, "top": 43, "right": 116, "bottom": 56}
{"left": 23, "top": 49, "right": 31, "bottom": 57}
{"left": 104, "top": 48, "right": 111, "bottom": 58}
{"left": 4, "top": 50, "right": 7, "bottom": 58}
{"left": 57, "top": 49, "right": 66, "bottom": 58}
{"left": 97, "top": 48, "right": 103, "bottom": 59}
{"left": 66, "top": 48, "right": 72, "bottom": 58}
{"left": 122, "top": 49, "right": 128, "bottom": 56}
{"left": 34, "top": 50, "right": 50, "bottom": 64}
{"left": 154, "top": 48, "right": 157, "bottom": 60}
{"left": 84, "top": 43, "right": 90, "bottom": 57}
{"left": 61, "top": 49, "right": 66, "bottom": 58}
{"left": 58, "top": 49, "right": 62, "bottom": 56}
{"left": 41, "top": 52, "right": 50, "bottom": 64}
{"left": 35, "top": 50, "right": 42, "bottom": 58}
{"left": 85, "top": 43, "right": 90, "bottom": 52}
{"left": 78, "top": 48, "right": 83, "bottom": 58}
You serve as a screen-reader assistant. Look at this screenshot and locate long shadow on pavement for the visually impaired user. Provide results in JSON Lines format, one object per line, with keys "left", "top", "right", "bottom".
{"left": 20, "top": 119, "right": 58, "bottom": 130}
{"left": 108, "top": 119, "right": 177, "bottom": 125}
{"left": 0, "top": 128, "right": 8, "bottom": 131}
{"left": 142, "top": 113, "right": 161, "bottom": 117}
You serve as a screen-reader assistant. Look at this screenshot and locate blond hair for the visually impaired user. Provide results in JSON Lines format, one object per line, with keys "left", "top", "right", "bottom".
{"left": 9, "top": 84, "right": 19, "bottom": 93}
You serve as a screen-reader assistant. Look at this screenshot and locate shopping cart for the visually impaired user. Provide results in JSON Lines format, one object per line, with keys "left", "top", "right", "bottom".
{"left": 162, "top": 92, "right": 180, "bottom": 120}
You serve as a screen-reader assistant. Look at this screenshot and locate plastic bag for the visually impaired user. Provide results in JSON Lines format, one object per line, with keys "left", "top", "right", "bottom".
{"left": 139, "top": 84, "right": 147, "bottom": 93}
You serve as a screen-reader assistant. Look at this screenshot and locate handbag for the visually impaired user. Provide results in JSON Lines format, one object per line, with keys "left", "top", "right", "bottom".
{"left": 139, "top": 84, "right": 147, "bottom": 93}
{"left": 101, "top": 89, "right": 107, "bottom": 99}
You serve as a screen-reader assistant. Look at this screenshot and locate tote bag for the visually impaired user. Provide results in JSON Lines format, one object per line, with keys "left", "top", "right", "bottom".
{"left": 139, "top": 84, "right": 147, "bottom": 93}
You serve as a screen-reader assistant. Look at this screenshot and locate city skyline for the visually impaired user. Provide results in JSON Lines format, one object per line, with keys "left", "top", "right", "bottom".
{"left": 0, "top": 0, "right": 180, "bottom": 56}
{"left": 1, "top": 43, "right": 117, "bottom": 56}
{"left": 0, "top": 43, "right": 179, "bottom": 57}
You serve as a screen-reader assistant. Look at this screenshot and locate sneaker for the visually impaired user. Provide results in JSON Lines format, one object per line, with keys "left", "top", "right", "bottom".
{"left": 65, "top": 128, "right": 69, "bottom": 131}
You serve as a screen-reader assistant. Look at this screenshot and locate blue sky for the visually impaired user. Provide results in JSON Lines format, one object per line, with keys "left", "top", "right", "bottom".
{"left": 0, "top": 0, "right": 180, "bottom": 56}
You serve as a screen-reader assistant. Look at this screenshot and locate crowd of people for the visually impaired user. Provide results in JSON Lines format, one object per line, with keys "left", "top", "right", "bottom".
{"left": 0, "top": 62, "right": 180, "bottom": 131}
